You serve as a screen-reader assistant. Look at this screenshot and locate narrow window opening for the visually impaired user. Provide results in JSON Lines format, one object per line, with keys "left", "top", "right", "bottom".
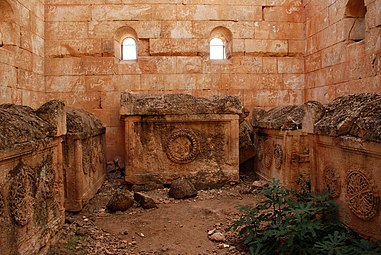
{"left": 121, "top": 37, "right": 137, "bottom": 60}
{"left": 210, "top": 38, "right": 225, "bottom": 60}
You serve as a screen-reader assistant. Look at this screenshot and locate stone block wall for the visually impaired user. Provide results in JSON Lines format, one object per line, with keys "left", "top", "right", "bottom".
{"left": 44, "top": 0, "right": 305, "bottom": 161}
{"left": 304, "top": 0, "right": 381, "bottom": 104}
{"left": 0, "top": 0, "right": 46, "bottom": 107}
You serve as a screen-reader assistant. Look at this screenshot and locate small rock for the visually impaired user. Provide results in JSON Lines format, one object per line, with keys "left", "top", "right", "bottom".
{"left": 252, "top": 180, "right": 268, "bottom": 189}
{"left": 208, "top": 229, "right": 216, "bottom": 235}
{"left": 106, "top": 192, "right": 134, "bottom": 213}
{"left": 134, "top": 192, "right": 158, "bottom": 209}
{"left": 208, "top": 232, "right": 225, "bottom": 242}
{"left": 168, "top": 178, "right": 197, "bottom": 199}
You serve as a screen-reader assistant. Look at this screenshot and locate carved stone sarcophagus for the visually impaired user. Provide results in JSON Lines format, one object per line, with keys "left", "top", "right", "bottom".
{"left": 120, "top": 93, "right": 242, "bottom": 188}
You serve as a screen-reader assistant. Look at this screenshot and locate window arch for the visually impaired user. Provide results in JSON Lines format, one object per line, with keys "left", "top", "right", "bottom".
{"left": 114, "top": 26, "right": 138, "bottom": 62}
{"left": 209, "top": 26, "right": 232, "bottom": 61}
{"left": 121, "top": 37, "right": 137, "bottom": 60}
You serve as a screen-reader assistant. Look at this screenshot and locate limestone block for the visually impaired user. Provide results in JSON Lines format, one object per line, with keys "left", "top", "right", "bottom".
{"left": 45, "top": 57, "right": 82, "bottom": 75}
{"left": 255, "top": 21, "right": 304, "bottom": 40}
{"left": 138, "top": 56, "right": 177, "bottom": 74}
{"left": 46, "top": 21, "right": 88, "bottom": 40}
{"left": 277, "top": 57, "right": 304, "bottom": 73}
{"left": 91, "top": 4, "right": 176, "bottom": 21}
{"left": 283, "top": 74, "right": 305, "bottom": 89}
{"left": 176, "top": 56, "right": 202, "bottom": 74}
{"left": 262, "top": 57, "right": 278, "bottom": 73}
{"left": 18, "top": 69, "right": 44, "bottom": 91}
{"left": 263, "top": 4, "right": 303, "bottom": 22}
{"left": 192, "top": 21, "right": 256, "bottom": 39}
{"left": 46, "top": 5, "right": 91, "bottom": 22}
{"left": 149, "top": 38, "right": 208, "bottom": 56}
{"left": 287, "top": 39, "right": 304, "bottom": 55}
{"left": 161, "top": 21, "right": 193, "bottom": 39}
{"left": 46, "top": 75, "right": 85, "bottom": 93}
{"left": 177, "top": 4, "right": 262, "bottom": 21}
{"left": 245, "top": 39, "right": 288, "bottom": 55}
{"left": 45, "top": 39, "right": 103, "bottom": 57}
{"left": 0, "top": 62, "right": 17, "bottom": 87}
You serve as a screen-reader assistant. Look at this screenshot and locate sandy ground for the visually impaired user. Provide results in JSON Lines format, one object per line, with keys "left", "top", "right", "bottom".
{"left": 48, "top": 173, "right": 260, "bottom": 255}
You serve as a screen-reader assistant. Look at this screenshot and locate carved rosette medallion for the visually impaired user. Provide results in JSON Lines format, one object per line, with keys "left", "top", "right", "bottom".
{"left": 346, "top": 169, "right": 379, "bottom": 221}
{"left": 165, "top": 129, "right": 200, "bottom": 164}
{"left": 274, "top": 144, "right": 283, "bottom": 170}
{"left": 263, "top": 140, "right": 273, "bottom": 169}
{"left": 323, "top": 165, "right": 341, "bottom": 198}
{"left": 9, "top": 164, "right": 34, "bottom": 226}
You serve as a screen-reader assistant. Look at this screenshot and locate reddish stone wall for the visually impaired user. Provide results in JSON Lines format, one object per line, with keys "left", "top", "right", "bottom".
{"left": 44, "top": 0, "right": 305, "bottom": 160}
{"left": 304, "top": 0, "right": 381, "bottom": 104}
{"left": 0, "top": 0, "right": 46, "bottom": 107}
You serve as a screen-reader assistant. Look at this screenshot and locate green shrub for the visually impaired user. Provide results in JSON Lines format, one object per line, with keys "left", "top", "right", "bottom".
{"left": 230, "top": 177, "right": 381, "bottom": 255}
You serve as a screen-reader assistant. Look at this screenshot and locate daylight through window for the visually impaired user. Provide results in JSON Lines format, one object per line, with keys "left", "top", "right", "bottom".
{"left": 122, "top": 37, "right": 137, "bottom": 60}
{"left": 210, "top": 38, "right": 225, "bottom": 60}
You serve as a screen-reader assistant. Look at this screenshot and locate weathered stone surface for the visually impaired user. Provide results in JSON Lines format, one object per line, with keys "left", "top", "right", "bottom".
{"left": 120, "top": 93, "right": 243, "bottom": 116}
{"left": 134, "top": 192, "right": 158, "bottom": 209}
{"left": 301, "top": 101, "right": 325, "bottom": 133}
{"left": 36, "top": 100, "right": 67, "bottom": 136}
{"left": 121, "top": 93, "right": 240, "bottom": 187}
{"left": 168, "top": 178, "right": 197, "bottom": 199}
{"left": 0, "top": 104, "right": 55, "bottom": 151}
{"left": 252, "top": 105, "right": 305, "bottom": 130}
{"left": 66, "top": 107, "right": 105, "bottom": 138}
{"left": 106, "top": 192, "right": 134, "bottom": 212}
{"left": 239, "top": 120, "right": 255, "bottom": 163}
{"left": 314, "top": 93, "right": 381, "bottom": 142}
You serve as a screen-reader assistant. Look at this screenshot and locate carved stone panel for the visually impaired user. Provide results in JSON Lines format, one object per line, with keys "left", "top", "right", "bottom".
{"left": 346, "top": 168, "right": 379, "bottom": 221}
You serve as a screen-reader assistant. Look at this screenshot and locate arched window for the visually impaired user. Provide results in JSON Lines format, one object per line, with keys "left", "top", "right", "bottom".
{"left": 210, "top": 38, "right": 225, "bottom": 60}
{"left": 209, "top": 27, "right": 232, "bottom": 61}
{"left": 121, "top": 37, "right": 137, "bottom": 60}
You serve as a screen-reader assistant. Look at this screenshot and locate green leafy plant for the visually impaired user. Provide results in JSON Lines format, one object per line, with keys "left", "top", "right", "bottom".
{"left": 230, "top": 176, "right": 381, "bottom": 255}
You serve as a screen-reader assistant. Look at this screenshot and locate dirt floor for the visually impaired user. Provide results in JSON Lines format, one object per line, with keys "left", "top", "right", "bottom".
{"left": 48, "top": 173, "right": 260, "bottom": 255}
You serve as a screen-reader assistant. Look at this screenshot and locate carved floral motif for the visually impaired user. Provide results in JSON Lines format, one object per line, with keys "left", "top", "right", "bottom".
{"left": 346, "top": 168, "right": 379, "bottom": 221}
{"left": 263, "top": 139, "right": 273, "bottom": 169}
{"left": 323, "top": 165, "right": 341, "bottom": 198}
{"left": 165, "top": 129, "right": 200, "bottom": 164}
{"left": 274, "top": 144, "right": 283, "bottom": 170}
{"left": 9, "top": 163, "right": 34, "bottom": 226}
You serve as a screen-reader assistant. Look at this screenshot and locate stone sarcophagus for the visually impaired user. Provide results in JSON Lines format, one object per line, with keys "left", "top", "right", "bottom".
{"left": 0, "top": 101, "right": 66, "bottom": 255}
{"left": 63, "top": 108, "right": 106, "bottom": 212}
{"left": 120, "top": 93, "right": 242, "bottom": 188}
{"left": 252, "top": 93, "right": 381, "bottom": 240}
